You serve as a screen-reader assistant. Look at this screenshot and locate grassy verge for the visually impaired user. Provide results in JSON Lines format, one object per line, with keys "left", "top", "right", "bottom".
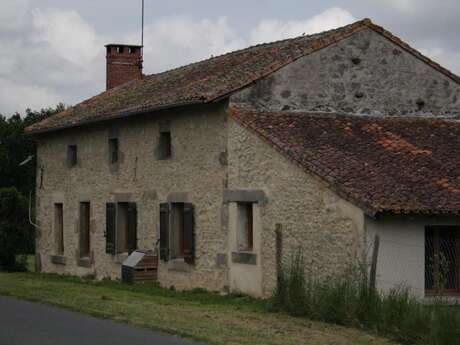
{"left": 0, "top": 271, "right": 397, "bottom": 345}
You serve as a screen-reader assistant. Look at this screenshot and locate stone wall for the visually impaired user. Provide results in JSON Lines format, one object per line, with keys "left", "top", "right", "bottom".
{"left": 35, "top": 102, "right": 229, "bottom": 291}
{"left": 231, "top": 28, "right": 460, "bottom": 117}
{"left": 227, "top": 118, "right": 366, "bottom": 296}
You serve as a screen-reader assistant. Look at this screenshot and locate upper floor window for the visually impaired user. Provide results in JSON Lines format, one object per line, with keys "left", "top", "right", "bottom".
{"left": 108, "top": 138, "right": 119, "bottom": 164}
{"left": 158, "top": 131, "right": 172, "bottom": 160}
{"left": 67, "top": 145, "right": 77, "bottom": 167}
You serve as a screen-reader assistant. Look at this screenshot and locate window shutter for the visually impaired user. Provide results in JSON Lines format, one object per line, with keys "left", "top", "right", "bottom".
{"left": 105, "top": 203, "right": 116, "bottom": 255}
{"left": 127, "top": 203, "right": 137, "bottom": 254}
{"left": 159, "top": 203, "right": 169, "bottom": 261}
{"left": 183, "top": 203, "right": 195, "bottom": 265}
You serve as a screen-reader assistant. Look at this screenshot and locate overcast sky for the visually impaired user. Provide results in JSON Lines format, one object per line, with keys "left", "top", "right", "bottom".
{"left": 1, "top": 0, "right": 459, "bottom": 116}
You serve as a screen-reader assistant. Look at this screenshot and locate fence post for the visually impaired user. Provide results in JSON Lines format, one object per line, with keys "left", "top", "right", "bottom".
{"left": 369, "top": 235, "right": 380, "bottom": 291}
{"left": 275, "top": 224, "right": 283, "bottom": 289}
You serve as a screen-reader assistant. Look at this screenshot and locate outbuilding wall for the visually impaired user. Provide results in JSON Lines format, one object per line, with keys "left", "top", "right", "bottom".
{"left": 227, "top": 118, "right": 366, "bottom": 296}
{"left": 365, "top": 215, "right": 460, "bottom": 298}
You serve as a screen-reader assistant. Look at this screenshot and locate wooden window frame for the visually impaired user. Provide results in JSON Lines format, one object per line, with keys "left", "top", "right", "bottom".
{"left": 237, "top": 202, "right": 254, "bottom": 252}
{"left": 54, "top": 203, "right": 64, "bottom": 255}
{"left": 425, "top": 226, "right": 460, "bottom": 296}
{"left": 79, "top": 202, "right": 91, "bottom": 258}
{"left": 105, "top": 202, "right": 137, "bottom": 256}
{"left": 159, "top": 202, "right": 194, "bottom": 264}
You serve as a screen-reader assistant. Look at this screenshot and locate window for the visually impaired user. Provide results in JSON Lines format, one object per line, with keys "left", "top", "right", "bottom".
{"left": 105, "top": 202, "right": 137, "bottom": 255}
{"left": 54, "top": 203, "right": 64, "bottom": 255}
{"left": 170, "top": 203, "right": 185, "bottom": 259}
{"left": 79, "top": 202, "right": 90, "bottom": 258}
{"left": 116, "top": 46, "right": 124, "bottom": 54}
{"left": 158, "top": 131, "right": 172, "bottom": 160}
{"left": 237, "top": 203, "right": 254, "bottom": 251}
{"left": 159, "top": 203, "right": 194, "bottom": 263}
{"left": 108, "top": 138, "right": 119, "bottom": 164}
{"left": 67, "top": 145, "right": 77, "bottom": 167}
{"left": 425, "top": 226, "right": 460, "bottom": 295}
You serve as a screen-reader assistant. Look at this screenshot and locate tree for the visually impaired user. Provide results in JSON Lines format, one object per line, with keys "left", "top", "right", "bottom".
{"left": 0, "top": 187, "right": 34, "bottom": 271}
{"left": 0, "top": 103, "right": 65, "bottom": 196}
{"left": 0, "top": 104, "right": 65, "bottom": 269}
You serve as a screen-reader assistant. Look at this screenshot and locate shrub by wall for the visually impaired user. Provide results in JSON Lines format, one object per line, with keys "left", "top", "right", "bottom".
{"left": 273, "top": 249, "right": 460, "bottom": 345}
{"left": 0, "top": 187, "right": 34, "bottom": 271}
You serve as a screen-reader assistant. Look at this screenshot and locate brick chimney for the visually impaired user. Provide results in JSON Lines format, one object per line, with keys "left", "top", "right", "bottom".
{"left": 105, "top": 44, "right": 143, "bottom": 90}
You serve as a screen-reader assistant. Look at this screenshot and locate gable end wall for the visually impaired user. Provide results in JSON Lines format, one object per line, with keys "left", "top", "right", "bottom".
{"left": 231, "top": 28, "right": 460, "bottom": 117}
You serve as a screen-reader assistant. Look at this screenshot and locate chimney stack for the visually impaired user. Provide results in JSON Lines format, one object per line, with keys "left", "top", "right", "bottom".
{"left": 105, "top": 44, "right": 143, "bottom": 90}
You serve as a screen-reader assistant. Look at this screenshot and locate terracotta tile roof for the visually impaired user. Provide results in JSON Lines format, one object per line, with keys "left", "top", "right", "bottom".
{"left": 229, "top": 108, "right": 460, "bottom": 215}
{"left": 26, "top": 19, "right": 460, "bottom": 134}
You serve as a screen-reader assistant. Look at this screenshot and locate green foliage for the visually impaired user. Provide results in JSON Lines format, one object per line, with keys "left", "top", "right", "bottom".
{"left": 273, "top": 249, "right": 460, "bottom": 345}
{"left": 0, "top": 104, "right": 64, "bottom": 262}
{"left": 0, "top": 104, "right": 64, "bottom": 196}
{"left": 0, "top": 187, "right": 34, "bottom": 271}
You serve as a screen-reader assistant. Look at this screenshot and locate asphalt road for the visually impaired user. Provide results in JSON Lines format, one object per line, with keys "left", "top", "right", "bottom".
{"left": 0, "top": 296, "right": 203, "bottom": 345}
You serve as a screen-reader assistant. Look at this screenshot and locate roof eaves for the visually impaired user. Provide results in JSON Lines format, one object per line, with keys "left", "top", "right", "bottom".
{"left": 25, "top": 99, "right": 208, "bottom": 136}
{"left": 226, "top": 106, "right": 379, "bottom": 217}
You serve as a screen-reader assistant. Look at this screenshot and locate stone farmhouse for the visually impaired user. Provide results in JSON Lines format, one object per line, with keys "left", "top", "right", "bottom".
{"left": 26, "top": 19, "right": 460, "bottom": 298}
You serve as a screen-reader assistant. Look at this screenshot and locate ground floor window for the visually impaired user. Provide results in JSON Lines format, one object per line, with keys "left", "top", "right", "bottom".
{"left": 425, "top": 226, "right": 460, "bottom": 295}
{"left": 54, "top": 203, "right": 64, "bottom": 255}
{"left": 159, "top": 202, "right": 194, "bottom": 264}
{"left": 79, "top": 202, "right": 90, "bottom": 258}
{"left": 106, "top": 202, "right": 137, "bottom": 255}
{"left": 237, "top": 202, "right": 254, "bottom": 252}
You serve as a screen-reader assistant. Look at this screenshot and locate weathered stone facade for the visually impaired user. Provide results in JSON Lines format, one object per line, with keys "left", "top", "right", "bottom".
{"left": 36, "top": 102, "right": 230, "bottom": 291}
{"left": 35, "top": 24, "right": 460, "bottom": 298}
{"left": 35, "top": 97, "right": 365, "bottom": 296}
{"left": 231, "top": 28, "right": 460, "bottom": 117}
{"left": 227, "top": 119, "right": 365, "bottom": 296}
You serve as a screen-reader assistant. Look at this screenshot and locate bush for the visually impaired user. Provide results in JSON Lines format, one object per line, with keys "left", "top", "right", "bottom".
{"left": 273, "top": 249, "right": 460, "bottom": 345}
{"left": 0, "top": 187, "right": 34, "bottom": 271}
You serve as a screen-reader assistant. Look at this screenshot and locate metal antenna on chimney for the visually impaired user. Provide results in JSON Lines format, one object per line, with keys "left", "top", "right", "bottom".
{"left": 141, "top": 0, "right": 144, "bottom": 47}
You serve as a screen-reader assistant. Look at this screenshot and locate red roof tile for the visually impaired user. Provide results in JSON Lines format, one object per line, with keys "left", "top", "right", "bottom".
{"left": 25, "top": 19, "right": 460, "bottom": 134}
{"left": 229, "top": 108, "right": 460, "bottom": 215}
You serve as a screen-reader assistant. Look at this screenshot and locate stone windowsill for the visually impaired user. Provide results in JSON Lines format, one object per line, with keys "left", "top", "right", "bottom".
{"left": 77, "top": 257, "right": 92, "bottom": 268}
{"left": 50, "top": 255, "right": 66, "bottom": 265}
{"left": 115, "top": 253, "right": 129, "bottom": 264}
{"left": 231, "top": 251, "right": 257, "bottom": 265}
{"left": 167, "top": 258, "right": 192, "bottom": 272}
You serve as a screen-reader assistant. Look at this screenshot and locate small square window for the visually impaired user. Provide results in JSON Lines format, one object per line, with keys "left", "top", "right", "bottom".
{"left": 109, "top": 138, "right": 119, "bottom": 164}
{"left": 158, "top": 131, "right": 172, "bottom": 160}
{"left": 237, "top": 203, "right": 254, "bottom": 252}
{"left": 67, "top": 145, "right": 77, "bottom": 167}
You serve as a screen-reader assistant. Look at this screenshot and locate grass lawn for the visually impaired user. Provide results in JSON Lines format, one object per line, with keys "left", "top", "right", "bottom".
{"left": 0, "top": 271, "right": 398, "bottom": 345}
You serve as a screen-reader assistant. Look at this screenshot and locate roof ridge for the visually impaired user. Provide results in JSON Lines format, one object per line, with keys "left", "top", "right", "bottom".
{"left": 144, "top": 18, "right": 370, "bottom": 80}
